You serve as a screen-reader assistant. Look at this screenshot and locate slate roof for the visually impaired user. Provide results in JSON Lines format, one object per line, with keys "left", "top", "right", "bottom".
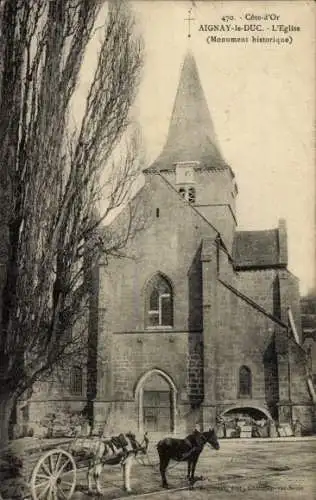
{"left": 144, "top": 51, "right": 230, "bottom": 173}
{"left": 233, "top": 229, "right": 285, "bottom": 270}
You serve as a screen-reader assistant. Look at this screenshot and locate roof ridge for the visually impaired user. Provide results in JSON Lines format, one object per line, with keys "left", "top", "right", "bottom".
{"left": 157, "top": 172, "right": 219, "bottom": 236}
{"left": 218, "top": 277, "right": 287, "bottom": 328}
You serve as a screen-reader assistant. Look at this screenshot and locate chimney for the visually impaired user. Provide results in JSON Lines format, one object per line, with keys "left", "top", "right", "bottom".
{"left": 278, "top": 218, "right": 288, "bottom": 266}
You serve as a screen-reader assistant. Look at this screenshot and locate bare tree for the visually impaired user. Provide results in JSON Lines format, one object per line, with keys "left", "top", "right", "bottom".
{"left": 0, "top": 0, "right": 143, "bottom": 448}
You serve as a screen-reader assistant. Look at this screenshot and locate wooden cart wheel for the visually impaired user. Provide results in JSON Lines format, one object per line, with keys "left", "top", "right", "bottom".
{"left": 30, "top": 448, "right": 77, "bottom": 500}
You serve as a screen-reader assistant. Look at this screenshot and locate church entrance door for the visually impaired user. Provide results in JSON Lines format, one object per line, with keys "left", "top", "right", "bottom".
{"left": 143, "top": 390, "right": 171, "bottom": 432}
{"left": 136, "top": 370, "right": 176, "bottom": 433}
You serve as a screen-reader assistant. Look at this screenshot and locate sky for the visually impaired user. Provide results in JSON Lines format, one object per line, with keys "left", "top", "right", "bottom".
{"left": 130, "top": 0, "right": 315, "bottom": 295}
{"left": 76, "top": 1, "right": 315, "bottom": 295}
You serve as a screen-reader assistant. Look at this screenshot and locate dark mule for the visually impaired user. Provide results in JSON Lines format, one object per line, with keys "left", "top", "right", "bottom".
{"left": 157, "top": 428, "right": 219, "bottom": 488}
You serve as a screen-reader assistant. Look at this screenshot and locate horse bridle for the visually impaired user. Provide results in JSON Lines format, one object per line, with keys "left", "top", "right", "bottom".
{"left": 200, "top": 431, "right": 216, "bottom": 450}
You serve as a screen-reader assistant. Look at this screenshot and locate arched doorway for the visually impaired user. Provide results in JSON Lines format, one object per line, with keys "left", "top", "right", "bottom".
{"left": 135, "top": 369, "right": 177, "bottom": 434}
{"left": 220, "top": 406, "right": 272, "bottom": 438}
{"left": 221, "top": 406, "right": 272, "bottom": 421}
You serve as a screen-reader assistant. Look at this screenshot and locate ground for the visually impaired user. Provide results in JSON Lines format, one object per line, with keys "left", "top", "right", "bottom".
{"left": 71, "top": 439, "right": 316, "bottom": 500}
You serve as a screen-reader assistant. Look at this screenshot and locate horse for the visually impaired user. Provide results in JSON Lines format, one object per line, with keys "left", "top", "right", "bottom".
{"left": 157, "top": 428, "right": 219, "bottom": 489}
{"left": 69, "top": 431, "right": 149, "bottom": 494}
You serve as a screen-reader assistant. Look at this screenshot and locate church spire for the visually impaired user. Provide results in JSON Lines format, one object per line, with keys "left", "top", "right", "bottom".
{"left": 147, "top": 51, "right": 228, "bottom": 172}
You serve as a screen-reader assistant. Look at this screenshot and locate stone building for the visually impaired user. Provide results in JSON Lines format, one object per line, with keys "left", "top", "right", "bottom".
{"left": 301, "top": 293, "right": 316, "bottom": 387}
{"left": 88, "top": 51, "right": 315, "bottom": 435}
{"left": 24, "top": 51, "right": 315, "bottom": 436}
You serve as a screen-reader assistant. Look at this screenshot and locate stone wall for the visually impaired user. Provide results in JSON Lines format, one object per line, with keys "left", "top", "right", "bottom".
{"left": 18, "top": 370, "right": 88, "bottom": 435}
{"left": 235, "top": 269, "right": 278, "bottom": 314}
{"left": 211, "top": 280, "right": 278, "bottom": 407}
{"left": 95, "top": 175, "right": 219, "bottom": 415}
{"left": 93, "top": 175, "right": 224, "bottom": 433}
{"left": 98, "top": 175, "right": 218, "bottom": 334}
{"left": 92, "top": 173, "right": 312, "bottom": 435}
{"left": 109, "top": 332, "right": 188, "bottom": 400}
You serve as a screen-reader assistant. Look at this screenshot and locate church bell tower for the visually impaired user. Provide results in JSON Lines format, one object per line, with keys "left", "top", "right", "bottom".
{"left": 144, "top": 51, "right": 238, "bottom": 252}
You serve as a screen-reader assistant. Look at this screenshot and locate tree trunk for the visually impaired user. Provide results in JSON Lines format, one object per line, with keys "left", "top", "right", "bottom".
{"left": 0, "top": 395, "right": 15, "bottom": 450}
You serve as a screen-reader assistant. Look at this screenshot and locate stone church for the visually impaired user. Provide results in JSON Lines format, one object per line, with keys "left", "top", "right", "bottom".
{"left": 89, "top": 51, "right": 314, "bottom": 435}
{"left": 24, "top": 51, "right": 315, "bottom": 436}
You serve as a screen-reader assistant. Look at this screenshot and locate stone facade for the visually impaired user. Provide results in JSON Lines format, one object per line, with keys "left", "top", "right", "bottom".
{"left": 21, "top": 51, "right": 315, "bottom": 436}
{"left": 88, "top": 52, "right": 315, "bottom": 436}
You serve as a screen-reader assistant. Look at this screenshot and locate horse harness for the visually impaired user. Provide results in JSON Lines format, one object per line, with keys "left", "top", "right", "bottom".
{"left": 181, "top": 432, "right": 208, "bottom": 460}
{"left": 101, "top": 432, "right": 147, "bottom": 466}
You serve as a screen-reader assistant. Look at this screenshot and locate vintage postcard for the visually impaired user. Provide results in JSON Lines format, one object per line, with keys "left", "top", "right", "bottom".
{"left": 0, "top": 1, "right": 315, "bottom": 499}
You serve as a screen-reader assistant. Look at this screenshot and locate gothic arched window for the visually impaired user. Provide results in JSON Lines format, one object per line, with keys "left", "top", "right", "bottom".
{"left": 146, "top": 274, "right": 173, "bottom": 328}
{"left": 238, "top": 365, "right": 252, "bottom": 398}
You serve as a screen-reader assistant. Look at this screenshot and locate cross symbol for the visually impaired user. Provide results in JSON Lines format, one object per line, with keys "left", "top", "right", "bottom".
{"left": 184, "top": 8, "right": 195, "bottom": 38}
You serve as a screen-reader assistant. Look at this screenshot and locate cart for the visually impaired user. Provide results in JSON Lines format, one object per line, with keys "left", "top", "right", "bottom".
{"left": 29, "top": 434, "right": 149, "bottom": 500}
{"left": 30, "top": 444, "right": 78, "bottom": 500}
